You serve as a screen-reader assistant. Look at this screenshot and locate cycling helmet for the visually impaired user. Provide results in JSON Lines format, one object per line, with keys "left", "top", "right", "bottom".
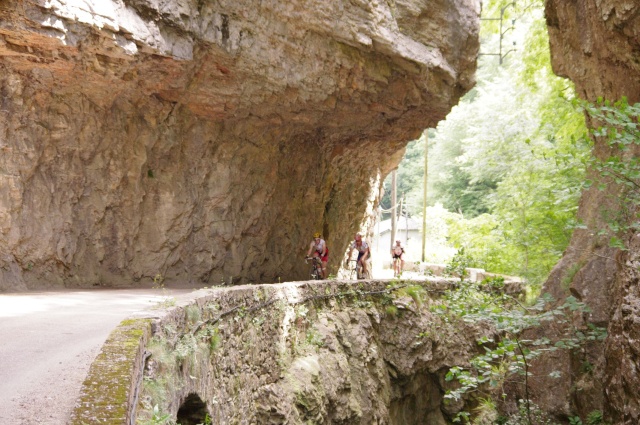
{"left": 313, "top": 232, "right": 322, "bottom": 238}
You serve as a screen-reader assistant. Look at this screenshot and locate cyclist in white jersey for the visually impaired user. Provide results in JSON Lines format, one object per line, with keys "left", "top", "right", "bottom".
{"left": 391, "top": 240, "right": 405, "bottom": 277}
{"left": 346, "top": 233, "right": 370, "bottom": 277}
{"left": 306, "top": 232, "right": 328, "bottom": 279}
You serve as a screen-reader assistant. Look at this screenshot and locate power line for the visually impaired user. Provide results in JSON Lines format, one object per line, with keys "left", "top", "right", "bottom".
{"left": 479, "top": 2, "right": 516, "bottom": 65}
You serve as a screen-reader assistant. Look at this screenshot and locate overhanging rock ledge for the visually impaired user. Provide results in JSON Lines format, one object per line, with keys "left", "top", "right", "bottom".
{"left": 0, "top": 0, "right": 480, "bottom": 289}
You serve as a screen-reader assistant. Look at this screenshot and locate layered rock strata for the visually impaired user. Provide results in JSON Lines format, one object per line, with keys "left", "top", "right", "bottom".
{"left": 0, "top": 0, "right": 480, "bottom": 290}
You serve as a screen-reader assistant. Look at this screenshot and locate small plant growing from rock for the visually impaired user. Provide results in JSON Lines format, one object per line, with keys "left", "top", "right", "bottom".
{"left": 305, "top": 328, "right": 324, "bottom": 349}
{"left": 569, "top": 416, "right": 583, "bottom": 425}
{"left": 174, "top": 333, "right": 198, "bottom": 361}
{"left": 138, "top": 404, "right": 172, "bottom": 425}
{"left": 586, "top": 410, "right": 608, "bottom": 425}
{"left": 185, "top": 305, "right": 201, "bottom": 325}
{"left": 151, "top": 273, "right": 177, "bottom": 309}
{"left": 153, "top": 273, "right": 165, "bottom": 289}
{"left": 385, "top": 305, "right": 398, "bottom": 317}
{"left": 404, "top": 285, "right": 425, "bottom": 307}
{"left": 203, "top": 325, "right": 221, "bottom": 351}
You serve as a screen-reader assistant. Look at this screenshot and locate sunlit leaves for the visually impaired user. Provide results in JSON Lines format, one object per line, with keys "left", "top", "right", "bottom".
{"left": 578, "top": 97, "right": 640, "bottom": 250}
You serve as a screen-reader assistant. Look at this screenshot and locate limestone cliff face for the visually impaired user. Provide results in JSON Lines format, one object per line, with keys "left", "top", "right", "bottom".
{"left": 0, "top": 0, "right": 480, "bottom": 290}
{"left": 541, "top": 0, "right": 640, "bottom": 422}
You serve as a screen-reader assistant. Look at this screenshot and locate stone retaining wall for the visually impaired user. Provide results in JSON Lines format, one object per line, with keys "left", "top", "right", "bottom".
{"left": 71, "top": 277, "right": 521, "bottom": 424}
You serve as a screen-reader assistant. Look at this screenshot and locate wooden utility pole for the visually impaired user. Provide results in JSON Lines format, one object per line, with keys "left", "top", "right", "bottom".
{"left": 404, "top": 192, "right": 409, "bottom": 241}
{"left": 421, "top": 131, "right": 428, "bottom": 262}
{"left": 391, "top": 169, "right": 397, "bottom": 252}
{"left": 397, "top": 192, "right": 404, "bottom": 245}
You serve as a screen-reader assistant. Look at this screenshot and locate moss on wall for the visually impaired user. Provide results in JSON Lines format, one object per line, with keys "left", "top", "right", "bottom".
{"left": 70, "top": 318, "right": 151, "bottom": 425}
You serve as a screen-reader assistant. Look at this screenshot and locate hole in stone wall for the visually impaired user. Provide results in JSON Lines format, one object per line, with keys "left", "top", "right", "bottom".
{"left": 389, "top": 373, "right": 445, "bottom": 425}
{"left": 176, "top": 393, "right": 209, "bottom": 425}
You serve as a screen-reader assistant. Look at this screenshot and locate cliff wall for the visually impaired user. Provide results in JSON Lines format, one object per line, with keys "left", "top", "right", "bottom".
{"left": 0, "top": 0, "right": 480, "bottom": 290}
{"left": 536, "top": 1, "right": 640, "bottom": 422}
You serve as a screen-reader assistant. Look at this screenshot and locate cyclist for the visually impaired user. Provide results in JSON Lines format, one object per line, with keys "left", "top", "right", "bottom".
{"left": 346, "top": 232, "right": 370, "bottom": 278}
{"left": 391, "top": 239, "right": 405, "bottom": 277}
{"left": 306, "top": 232, "right": 328, "bottom": 279}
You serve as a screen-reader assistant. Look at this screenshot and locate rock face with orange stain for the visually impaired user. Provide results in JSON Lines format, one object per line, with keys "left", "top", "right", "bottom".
{"left": 0, "top": 0, "right": 480, "bottom": 289}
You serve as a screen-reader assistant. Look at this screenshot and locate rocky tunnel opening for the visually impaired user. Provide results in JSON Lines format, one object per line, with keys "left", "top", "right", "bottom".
{"left": 176, "top": 393, "right": 209, "bottom": 425}
{"left": 389, "top": 372, "right": 447, "bottom": 425}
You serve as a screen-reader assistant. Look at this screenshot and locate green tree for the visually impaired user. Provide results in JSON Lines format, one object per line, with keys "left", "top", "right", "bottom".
{"left": 383, "top": 2, "right": 589, "bottom": 287}
{"left": 380, "top": 131, "right": 431, "bottom": 220}
{"left": 434, "top": 166, "right": 496, "bottom": 217}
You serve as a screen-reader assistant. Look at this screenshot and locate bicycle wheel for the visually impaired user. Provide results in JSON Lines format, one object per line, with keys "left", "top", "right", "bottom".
{"left": 347, "top": 261, "right": 357, "bottom": 280}
{"left": 359, "top": 261, "right": 371, "bottom": 279}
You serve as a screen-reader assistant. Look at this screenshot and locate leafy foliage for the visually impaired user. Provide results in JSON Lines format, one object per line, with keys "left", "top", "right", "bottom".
{"left": 444, "top": 248, "right": 474, "bottom": 280}
{"left": 579, "top": 98, "right": 640, "bottom": 249}
{"left": 433, "top": 276, "right": 606, "bottom": 424}
{"left": 382, "top": 3, "right": 589, "bottom": 288}
{"left": 434, "top": 166, "right": 496, "bottom": 217}
{"left": 585, "top": 410, "right": 608, "bottom": 425}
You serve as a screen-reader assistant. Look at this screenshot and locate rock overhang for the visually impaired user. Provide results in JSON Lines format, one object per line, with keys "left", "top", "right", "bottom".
{"left": 3, "top": 0, "right": 479, "bottom": 124}
{"left": 0, "top": 0, "right": 480, "bottom": 288}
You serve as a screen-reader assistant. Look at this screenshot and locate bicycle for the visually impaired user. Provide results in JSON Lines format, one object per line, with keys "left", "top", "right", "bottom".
{"left": 305, "top": 256, "right": 323, "bottom": 280}
{"left": 347, "top": 259, "right": 371, "bottom": 280}
{"left": 392, "top": 256, "right": 403, "bottom": 277}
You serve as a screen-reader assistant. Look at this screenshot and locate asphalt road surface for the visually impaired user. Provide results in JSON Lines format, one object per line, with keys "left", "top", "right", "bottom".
{"left": 0, "top": 288, "right": 192, "bottom": 425}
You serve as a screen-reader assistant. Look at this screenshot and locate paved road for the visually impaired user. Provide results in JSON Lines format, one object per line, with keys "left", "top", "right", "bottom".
{"left": 0, "top": 288, "right": 192, "bottom": 425}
